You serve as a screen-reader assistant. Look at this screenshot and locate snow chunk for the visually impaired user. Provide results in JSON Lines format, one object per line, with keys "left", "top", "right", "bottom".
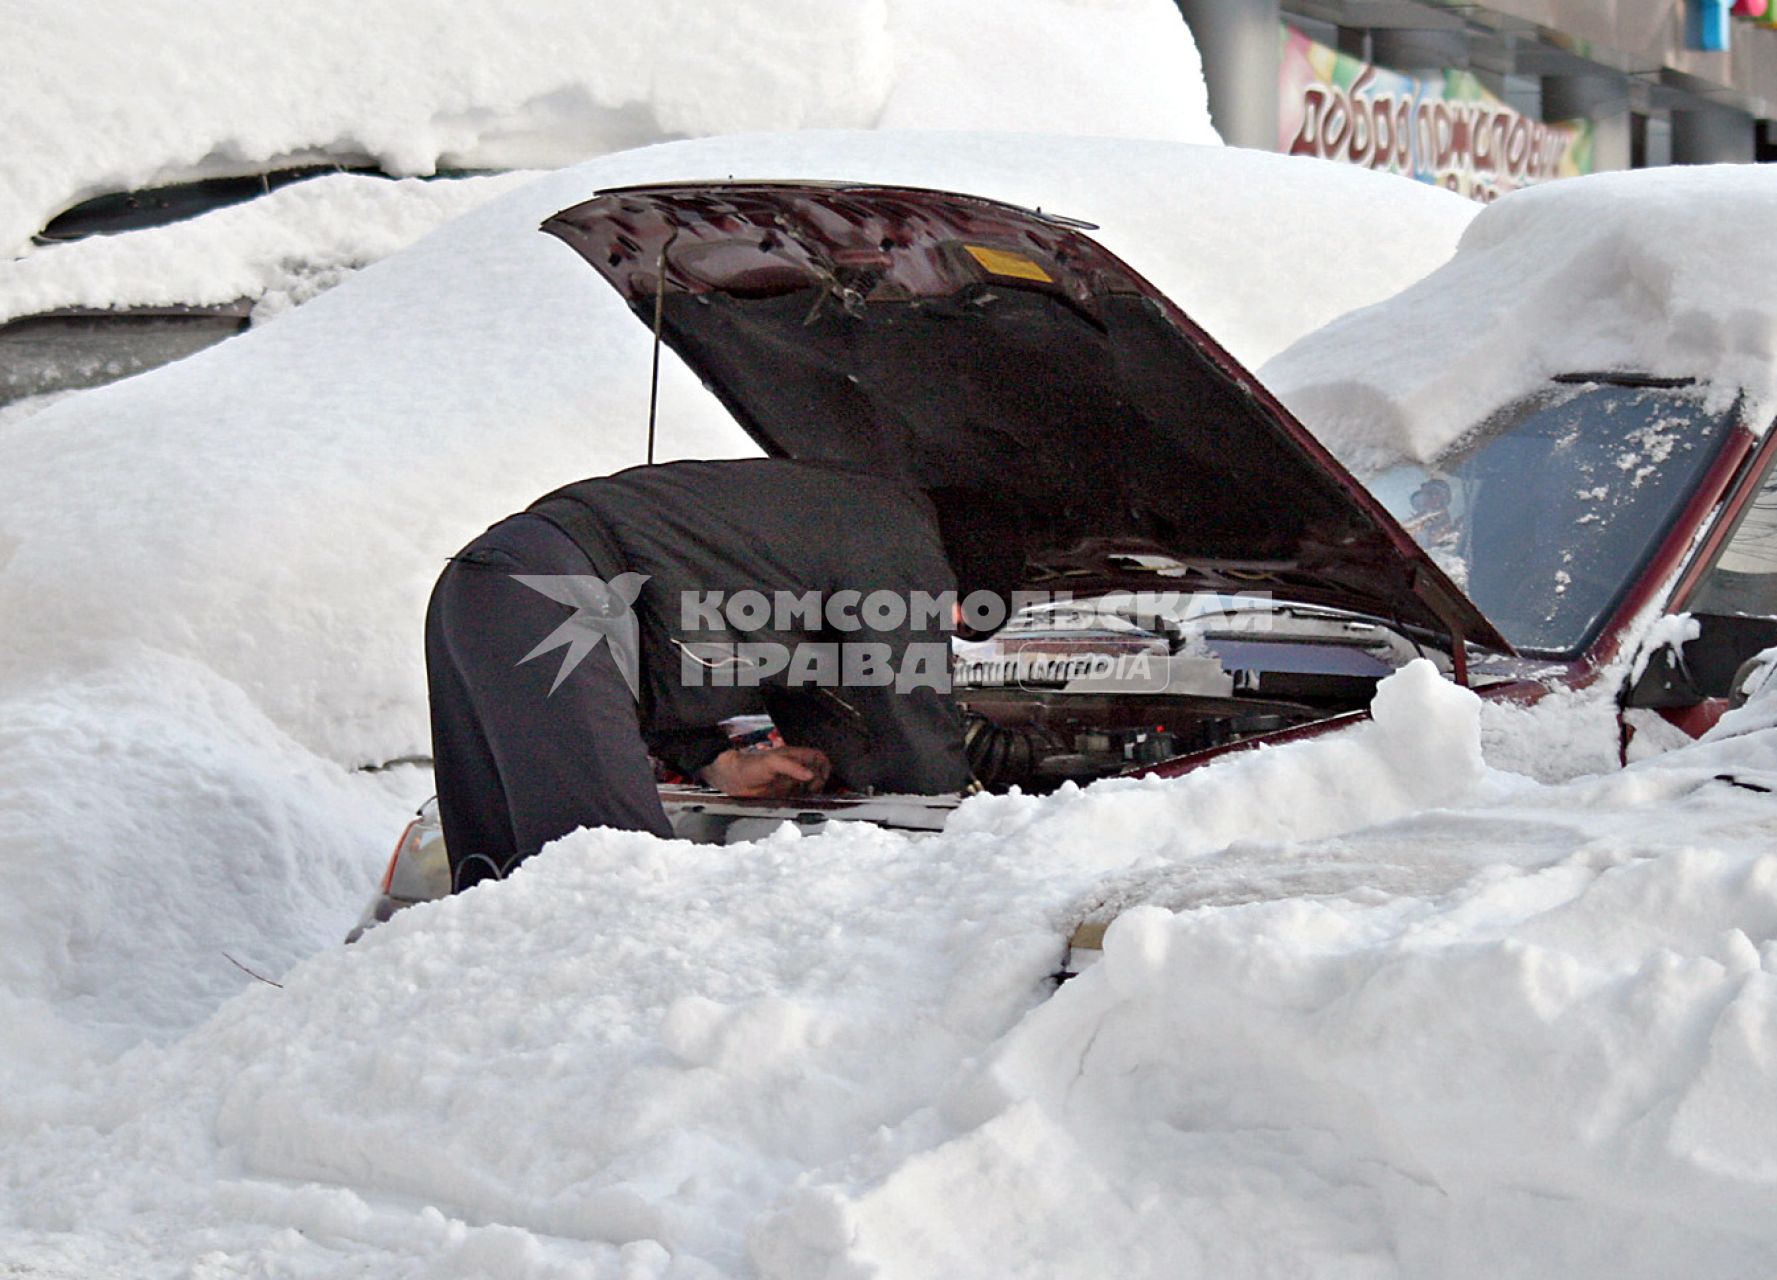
{"left": 0, "top": 653, "right": 416, "bottom": 1048}
{"left": 954, "top": 659, "right": 1498, "bottom": 885}
{"left": 1263, "top": 165, "right": 1777, "bottom": 476}
{"left": 1630, "top": 611, "right": 1702, "bottom": 686}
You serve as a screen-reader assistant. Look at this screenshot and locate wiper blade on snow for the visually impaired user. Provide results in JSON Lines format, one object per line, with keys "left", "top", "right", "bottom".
{"left": 1551, "top": 371, "right": 1698, "bottom": 388}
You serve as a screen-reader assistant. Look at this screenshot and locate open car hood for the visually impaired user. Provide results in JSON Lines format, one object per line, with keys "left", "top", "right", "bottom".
{"left": 542, "top": 182, "right": 1509, "bottom": 654}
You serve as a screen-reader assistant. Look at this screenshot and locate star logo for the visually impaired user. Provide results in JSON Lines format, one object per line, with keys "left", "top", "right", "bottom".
{"left": 511, "top": 573, "right": 651, "bottom": 698}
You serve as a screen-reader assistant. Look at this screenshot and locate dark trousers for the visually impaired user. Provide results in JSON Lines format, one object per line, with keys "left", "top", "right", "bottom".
{"left": 425, "top": 514, "right": 672, "bottom": 892}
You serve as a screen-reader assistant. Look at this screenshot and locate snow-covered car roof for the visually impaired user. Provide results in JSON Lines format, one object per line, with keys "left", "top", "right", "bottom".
{"left": 0, "top": 170, "right": 540, "bottom": 330}
{"left": 1262, "top": 164, "right": 1777, "bottom": 478}
{"left": 0, "top": 0, "right": 1216, "bottom": 262}
{"left": 1, "top": 0, "right": 1220, "bottom": 414}
{"left": 0, "top": 169, "right": 543, "bottom": 413}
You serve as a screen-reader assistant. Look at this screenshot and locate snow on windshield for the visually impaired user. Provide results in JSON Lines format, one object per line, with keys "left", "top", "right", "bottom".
{"left": 0, "top": 0, "right": 1215, "bottom": 261}
{"left": 1261, "top": 164, "right": 1777, "bottom": 477}
{"left": 1367, "top": 380, "right": 1740, "bottom": 654}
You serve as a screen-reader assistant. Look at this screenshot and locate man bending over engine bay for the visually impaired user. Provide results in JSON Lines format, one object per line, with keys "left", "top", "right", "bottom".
{"left": 425, "top": 458, "right": 1018, "bottom": 892}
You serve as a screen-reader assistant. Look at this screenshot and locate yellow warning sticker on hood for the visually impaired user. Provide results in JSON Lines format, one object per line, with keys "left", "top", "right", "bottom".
{"left": 962, "top": 244, "right": 1054, "bottom": 283}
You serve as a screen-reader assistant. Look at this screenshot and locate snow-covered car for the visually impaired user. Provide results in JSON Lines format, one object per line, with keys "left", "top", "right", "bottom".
{"left": 0, "top": 165, "right": 533, "bottom": 419}
{"left": 352, "top": 180, "right": 1777, "bottom": 937}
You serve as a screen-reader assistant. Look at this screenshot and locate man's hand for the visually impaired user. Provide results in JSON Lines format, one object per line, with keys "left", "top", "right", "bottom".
{"left": 699, "top": 746, "right": 832, "bottom": 798}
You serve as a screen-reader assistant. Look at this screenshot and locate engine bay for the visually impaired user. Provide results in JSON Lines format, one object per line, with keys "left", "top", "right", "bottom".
{"left": 953, "top": 594, "right": 1439, "bottom": 790}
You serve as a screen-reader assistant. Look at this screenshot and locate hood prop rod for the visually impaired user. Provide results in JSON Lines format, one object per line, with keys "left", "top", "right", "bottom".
{"left": 1414, "top": 571, "right": 1474, "bottom": 686}
{"left": 645, "top": 229, "right": 680, "bottom": 466}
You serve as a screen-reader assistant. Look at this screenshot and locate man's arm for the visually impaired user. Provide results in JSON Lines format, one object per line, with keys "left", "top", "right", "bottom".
{"left": 649, "top": 726, "right": 732, "bottom": 780}
{"left": 700, "top": 746, "right": 831, "bottom": 798}
{"left": 653, "top": 724, "right": 832, "bottom": 798}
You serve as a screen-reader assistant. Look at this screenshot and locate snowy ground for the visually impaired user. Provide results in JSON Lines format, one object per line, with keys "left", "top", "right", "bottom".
{"left": 6, "top": 664, "right": 1777, "bottom": 1277}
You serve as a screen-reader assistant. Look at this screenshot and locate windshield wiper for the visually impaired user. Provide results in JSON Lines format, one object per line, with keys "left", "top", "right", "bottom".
{"left": 1551, "top": 371, "right": 1698, "bottom": 389}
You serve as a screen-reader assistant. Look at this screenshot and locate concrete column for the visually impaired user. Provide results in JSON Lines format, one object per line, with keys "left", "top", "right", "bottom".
{"left": 1173, "top": 0, "right": 1281, "bottom": 151}
{"left": 1543, "top": 73, "right": 1632, "bottom": 172}
{"left": 1370, "top": 27, "right": 1469, "bottom": 74}
{"left": 1671, "top": 102, "right": 1756, "bottom": 163}
{"left": 1590, "top": 109, "right": 1633, "bottom": 171}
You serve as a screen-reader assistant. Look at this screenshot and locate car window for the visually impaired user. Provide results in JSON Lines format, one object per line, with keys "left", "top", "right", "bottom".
{"left": 0, "top": 309, "right": 250, "bottom": 410}
{"left": 34, "top": 166, "right": 376, "bottom": 244}
{"left": 1690, "top": 454, "right": 1777, "bottom": 618}
{"left": 1369, "top": 380, "right": 1742, "bottom": 657}
{"left": 33, "top": 165, "right": 499, "bottom": 245}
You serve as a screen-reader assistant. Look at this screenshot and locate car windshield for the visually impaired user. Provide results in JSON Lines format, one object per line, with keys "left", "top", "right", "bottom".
{"left": 1366, "top": 379, "right": 1742, "bottom": 656}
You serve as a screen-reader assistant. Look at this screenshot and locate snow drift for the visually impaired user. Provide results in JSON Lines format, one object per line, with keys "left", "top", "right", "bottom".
{"left": 9, "top": 663, "right": 1777, "bottom": 1277}
{"left": 11, "top": 53, "right": 1774, "bottom": 1272}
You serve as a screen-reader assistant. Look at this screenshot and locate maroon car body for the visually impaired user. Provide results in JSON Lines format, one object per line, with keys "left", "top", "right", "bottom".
{"left": 541, "top": 182, "right": 1505, "bottom": 659}
{"left": 351, "top": 181, "right": 1777, "bottom": 938}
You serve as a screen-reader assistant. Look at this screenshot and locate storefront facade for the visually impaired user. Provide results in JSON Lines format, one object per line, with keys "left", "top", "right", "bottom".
{"left": 1177, "top": 0, "right": 1777, "bottom": 196}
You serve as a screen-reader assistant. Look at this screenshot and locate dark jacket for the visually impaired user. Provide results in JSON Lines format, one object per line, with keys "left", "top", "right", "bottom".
{"left": 528, "top": 458, "right": 969, "bottom": 795}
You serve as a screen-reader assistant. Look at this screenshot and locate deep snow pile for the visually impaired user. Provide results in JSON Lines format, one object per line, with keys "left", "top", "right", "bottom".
{"left": 0, "top": 0, "right": 1214, "bottom": 259}
{"left": 1262, "top": 165, "right": 1777, "bottom": 474}
{"left": 7, "top": 663, "right": 1777, "bottom": 1278}
{"left": 28, "top": 0, "right": 1775, "bottom": 1272}
{"left": 13, "top": 103, "right": 1768, "bottom": 1275}
{"left": 0, "top": 133, "right": 1477, "bottom": 1054}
